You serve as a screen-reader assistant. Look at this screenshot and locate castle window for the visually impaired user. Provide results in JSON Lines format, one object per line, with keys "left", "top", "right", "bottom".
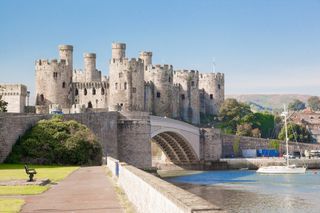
{"left": 40, "top": 94, "right": 44, "bottom": 102}
{"left": 181, "top": 94, "right": 185, "bottom": 100}
{"left": 210, "top": 94, "right": 213, "bottom": 99}
{"left": 62, "top": 82, "right": 66, "bottom": 88}
{"left": 92, "top": 88, "right": 96, "bottom": 95}
{"left": 132, "top": 87, "right": 136, "bottom": 93}
{"left": 84, "top": 88, "right": 87, "bottom": 96}
{"left": 115, "top": 83, "right": 118, "bottom": 90}
{"left": 113, "top": 59, "right": 115, "bottom": 63}
{"left": 88, "top": 101, "right": 93, "bottom": 108}
{"left": 75, "top": 88, "right": 79, "bottom": 96}
{"left": 124, "top": 82, "right": 127, "bottom": 90}
{"left": 119, "top": 73, "right": 123, "bottom": 78}
{"left": 101, "top": 87, "right": 105, "bottom": 95}
{"left": 53, "top": 72, "right": 58, "bottom": 78}
{"left": 218, "top": 84, "right": 221, "bottom": 89}
{"left": 157, "top": 92, "right": 161, "bottom": 98}
{"left": 191, "top": 81, "right": 195, "bottom": 86}
{"left": 169, "top": 77, "right": 171, "bottom": 82}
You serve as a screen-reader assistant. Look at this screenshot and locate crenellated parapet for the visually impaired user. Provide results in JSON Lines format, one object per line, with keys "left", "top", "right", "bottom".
{"left": 35, "top": 59, "right": 67, "bottom": 71}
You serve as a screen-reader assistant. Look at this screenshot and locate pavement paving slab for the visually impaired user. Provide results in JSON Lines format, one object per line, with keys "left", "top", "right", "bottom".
{"left": 21, "top": 166, "right": 125, "bottom": 213}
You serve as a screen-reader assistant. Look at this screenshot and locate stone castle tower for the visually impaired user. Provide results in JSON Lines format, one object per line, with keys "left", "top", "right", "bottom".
{"left": 107, "top": 43, "right": 145, "bottom": 111}
{"left": 35, "top": 42, "right": 225, "bottom": 124}
{"left": 35, "top": 45, "right": 73, "bottom": 109}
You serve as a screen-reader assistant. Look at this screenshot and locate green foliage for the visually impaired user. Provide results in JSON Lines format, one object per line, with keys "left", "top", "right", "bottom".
{"left": 200, "top": 112, "right": 216, "bottom": 126}
{"left": 0, "top": 95, "right": 8, "bottom": 112}
{"left": 6, "top": 116, "right": 102, "bottom": 165}
{"left": 307, "top": 96, "right": 320, "bottom": 111}
{"left": 219, "top": 98, "right": 252, "bottom": 133}
{"left": 278, "top": 123, "right": 312, "bottom": 143}
{"left": 219, "top": 99, "right": 274, "bottom": 138}
{"left": 288, "top": 99, "right": 306, "bottom": 111}
{"left": 233, "top": 137, "right": 240, "bottom": 156}
{"left": 268, "top": 140, "right": 280, "bottom": 150}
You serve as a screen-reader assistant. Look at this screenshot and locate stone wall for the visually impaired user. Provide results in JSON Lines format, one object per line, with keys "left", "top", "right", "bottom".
{"left": 221, "top": 134, "right": 320, "bottom": 158}
{"left": 107, "top": 157, "right": 223, "bottom": 213}
{"left": 201, "top": 128, "right": 222, "bottom": 161}
{"left": 0, "top": 112, "right": 119, "bottom": 162}
{"left": 117, "top": 112, "right": 152, "bottom": 168}
{"left": 0, "top": 84, "right": 27, "bottom": 113}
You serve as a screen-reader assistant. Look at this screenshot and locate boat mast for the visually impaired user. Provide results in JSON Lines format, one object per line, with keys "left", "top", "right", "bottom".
{"left": 283, "top": 105, "right": 289, "bottom": 167}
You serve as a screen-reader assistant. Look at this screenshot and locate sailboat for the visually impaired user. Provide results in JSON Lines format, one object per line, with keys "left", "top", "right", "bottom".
{"left": 256, "top": 106, "right": 306, "bottom": 174}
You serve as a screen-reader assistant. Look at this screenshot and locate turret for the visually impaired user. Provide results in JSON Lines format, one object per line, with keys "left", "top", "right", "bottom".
{"left": 84, "top": 53, "right": 96, "bottom": 82}
{"left": 139, "top": 51, "right": 153, "bottom": 67}
{"left": 111, "top": 43, "right": 126, "bottom": 59}
{"left": 59, "top": 45, "right": 73, "bottom": 68}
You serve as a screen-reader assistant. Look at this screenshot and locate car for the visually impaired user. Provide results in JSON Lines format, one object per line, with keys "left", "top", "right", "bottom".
{"left": 50, "top": 110, "right": 63, "bottom": 114}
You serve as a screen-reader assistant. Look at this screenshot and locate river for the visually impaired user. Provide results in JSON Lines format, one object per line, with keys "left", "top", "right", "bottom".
{"left": 164, "top": 170, "right": 320, "bottom": 213}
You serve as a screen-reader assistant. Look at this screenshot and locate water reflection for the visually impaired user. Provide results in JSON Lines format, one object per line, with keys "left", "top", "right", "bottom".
{"left": 165, "top": 170, "right": 320, "bottom": 213}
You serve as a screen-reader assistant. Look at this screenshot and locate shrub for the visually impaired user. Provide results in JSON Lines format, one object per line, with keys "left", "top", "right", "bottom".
{"left": 6, "top": 116, "right": 102, "bottom": 165}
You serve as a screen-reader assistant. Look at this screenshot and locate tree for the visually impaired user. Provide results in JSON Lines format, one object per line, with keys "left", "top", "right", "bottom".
{"left": 6, "top": 115, "right": 102, "bottom": 165}
{"left": 219, "top": 99, "right": 252, "bottom": 133}
{"left": 0, "top": 95, "right": 8, "bottom": 112}
{"left": 307, "top": 96, "right": 320, "bottom": 111}
{"left": 288, "top": 99, "right": 306, "bottom": 111}
{"left": 278, "top": 123, "right": 312, "bottom": 143}
{"left": 236, "top": 123, "right": 253, "bottom": 136}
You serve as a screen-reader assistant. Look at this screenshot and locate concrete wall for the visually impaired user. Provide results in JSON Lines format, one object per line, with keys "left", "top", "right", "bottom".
{"left": 107, "top": 157, "right": 223, "bottom": 213}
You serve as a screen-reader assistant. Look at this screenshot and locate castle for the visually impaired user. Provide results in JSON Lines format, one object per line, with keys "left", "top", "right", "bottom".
{"left": 35, "top": 43, "right": 224, "bottom": 124}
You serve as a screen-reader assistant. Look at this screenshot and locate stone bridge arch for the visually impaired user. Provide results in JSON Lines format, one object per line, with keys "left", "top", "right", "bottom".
{"left": 150, "top": 116, "right": 200, "bottom": 164}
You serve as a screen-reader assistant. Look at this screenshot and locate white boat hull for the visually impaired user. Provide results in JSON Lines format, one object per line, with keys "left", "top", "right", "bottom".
{"left": 256, "top": 166, "right": 306, "bottom": 174}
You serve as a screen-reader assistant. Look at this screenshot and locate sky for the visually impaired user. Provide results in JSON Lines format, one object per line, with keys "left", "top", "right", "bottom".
{"left": 0, "top": 0, "right": 319, "bottom": 103}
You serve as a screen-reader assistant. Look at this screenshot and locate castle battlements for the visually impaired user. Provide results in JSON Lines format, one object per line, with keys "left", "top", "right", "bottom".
{"left": 199, "top": 72, "right": 224, "bottom": 81}
{"left": 73, "top": 81, "right": 107, "bottom": 89}
{"left": 35, "top": 59, "right": 67, "bottom": 70}
{"left": 146, "top": 64, "right": 173, "bottom": 72}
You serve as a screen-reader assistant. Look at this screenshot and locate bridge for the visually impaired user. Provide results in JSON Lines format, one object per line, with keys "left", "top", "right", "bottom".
{"left": 0, "top": 112, "right": 220, "bottom": 168}
{"left": 150, "top": 116, "right": 200, "bottom": 164}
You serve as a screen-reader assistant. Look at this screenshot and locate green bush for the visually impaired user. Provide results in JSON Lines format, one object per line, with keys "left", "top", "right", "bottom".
{"left": 6, "top": 116, "right": 102, "bottom": 165}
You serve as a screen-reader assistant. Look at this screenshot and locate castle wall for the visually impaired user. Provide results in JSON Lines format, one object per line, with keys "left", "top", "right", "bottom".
{"left": 173, "top": 70, "right": 200, "bottom": 124}
{"left": 0, "top": 84, "right": 27, "bottom": 113}
{"left": 73, "top": 82, "right": 108, "bottom": 109}
{"left": 199, "top": 73, "right": 224, "bottom": 115}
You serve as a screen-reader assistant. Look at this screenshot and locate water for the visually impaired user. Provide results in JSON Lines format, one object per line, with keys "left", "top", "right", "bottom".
{"left": 165, "top": 170, "right": 320, "bottom": 213}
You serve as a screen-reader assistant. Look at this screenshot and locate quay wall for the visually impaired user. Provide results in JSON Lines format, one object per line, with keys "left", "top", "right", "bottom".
{"left": 107, "top": 157, "right": 224, "bottom": 213}
{"left": 221, "top": 134, "right": 320, "bottom": 158}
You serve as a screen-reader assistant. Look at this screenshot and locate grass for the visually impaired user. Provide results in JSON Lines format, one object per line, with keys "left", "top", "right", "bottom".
{"left": 0, "top": 164, "right": 79, "bottom": 182}
{"left": 0, "top": 185, "right": 49, "bottom": 195}
{"left": 0, "top": 199, "right": 24, "bottom": 213}
{"left": 0, "top": 163, "right": 78, "bottom": 196}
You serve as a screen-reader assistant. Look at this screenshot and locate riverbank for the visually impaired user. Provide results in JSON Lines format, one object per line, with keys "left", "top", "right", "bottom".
{"left": 220, "top": 157, "right": 320, "bottom": 169}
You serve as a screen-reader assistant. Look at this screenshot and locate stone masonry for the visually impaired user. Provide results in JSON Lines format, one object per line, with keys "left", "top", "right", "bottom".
{"left": 35, "top": 43, "right": 225, "bottom": 125}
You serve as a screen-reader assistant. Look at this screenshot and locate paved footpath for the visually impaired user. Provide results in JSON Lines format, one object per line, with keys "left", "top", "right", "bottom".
{"left": 22, "top": 166, "right": 125, "bottom": 213}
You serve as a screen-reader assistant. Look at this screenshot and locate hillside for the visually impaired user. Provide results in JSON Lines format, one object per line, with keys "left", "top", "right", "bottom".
{"left": 226, "top": 94, "right": 315, "bottom": 111}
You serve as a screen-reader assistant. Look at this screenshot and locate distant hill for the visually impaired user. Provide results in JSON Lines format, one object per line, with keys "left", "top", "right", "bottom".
{"left": 226, "top": 94, "right": 314, "bottom": 111}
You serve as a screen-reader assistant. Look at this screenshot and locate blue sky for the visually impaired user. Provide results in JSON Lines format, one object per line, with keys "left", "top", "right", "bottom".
{"left": 0, "top": 0, "right": 319, "bottom": 102}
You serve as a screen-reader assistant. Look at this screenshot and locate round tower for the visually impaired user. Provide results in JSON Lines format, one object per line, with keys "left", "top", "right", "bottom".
{"left": 139, "top": 51, "right": 153, "bottom": 67}
{"left": 173, "top": 70, "right": 200, "bottom": 124}
{"left": 111, "top": 43, "right": 126, "bottom": 59}
{"left": 84, "top": 53, "right": 96, "bottom": 82}
{"left": 108, "top": 43, "right": 144, "bottom": 111}
{"left": 199, "top": 73, "right": 225, "bottom": 115}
